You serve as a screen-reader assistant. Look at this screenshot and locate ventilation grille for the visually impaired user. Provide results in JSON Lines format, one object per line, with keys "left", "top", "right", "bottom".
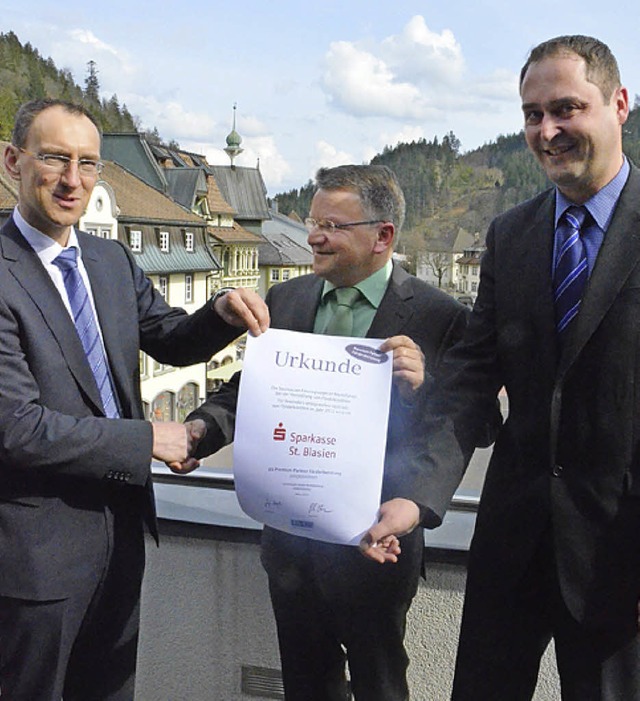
{"left": 241, "top": 665, "right": 284, "bottom": 699}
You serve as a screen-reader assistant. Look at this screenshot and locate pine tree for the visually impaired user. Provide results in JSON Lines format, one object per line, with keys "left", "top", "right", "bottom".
{"left": 84, "top": 60, "right": 100, "bottom": 104}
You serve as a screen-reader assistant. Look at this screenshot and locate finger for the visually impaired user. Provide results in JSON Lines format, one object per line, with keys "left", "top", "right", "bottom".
{"left": 380, "top": 335, "right": 419, "bottom": 353}
{"left": 167, "top": 458, "right": 200, "bottom": 474}
{"left": 358, "top": 534, "right": 399, "bottom": 564}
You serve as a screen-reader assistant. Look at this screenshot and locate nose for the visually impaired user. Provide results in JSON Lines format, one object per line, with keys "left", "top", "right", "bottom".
{"left": 538, "top": 113, "right": 562, "bottom": 143}
{"left": 307, "top": 225, "right": 328, "bottom": 247}
{"left": 60, "top": 160, "right": 82, "bottom": 187}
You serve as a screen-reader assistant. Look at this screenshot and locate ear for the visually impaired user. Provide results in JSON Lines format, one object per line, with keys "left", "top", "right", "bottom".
{"left": 373, "top": 222, "right": 395, "bottom": 254}
{"left": 4, "top": 145, "right": 21, "bottom": 182}
{"left": 614, "top": 86, "right": 630, "bottom": 126}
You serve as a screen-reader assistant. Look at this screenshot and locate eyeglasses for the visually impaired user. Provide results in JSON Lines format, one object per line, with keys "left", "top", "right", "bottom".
{"left": 17, "top": 147, "right": 104, "bottom": 176}
{"left": 304, "top": 217, "right": 384, "bottom": 232}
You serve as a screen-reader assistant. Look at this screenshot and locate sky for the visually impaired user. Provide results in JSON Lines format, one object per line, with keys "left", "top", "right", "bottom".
{"left": 2, "top": 1, "right": 639, "bottom": 196}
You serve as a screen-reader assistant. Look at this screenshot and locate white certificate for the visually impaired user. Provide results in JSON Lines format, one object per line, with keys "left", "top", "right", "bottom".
{"left": 233, "top": 328, "right": 392, "bottom": 545}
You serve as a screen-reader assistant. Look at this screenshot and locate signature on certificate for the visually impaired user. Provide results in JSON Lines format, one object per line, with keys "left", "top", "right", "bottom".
{"left": 264, "top": 498, "right": 283, "bottom": 511}
{"left": 309, "top": 502, "right": 333, "bottom": 515}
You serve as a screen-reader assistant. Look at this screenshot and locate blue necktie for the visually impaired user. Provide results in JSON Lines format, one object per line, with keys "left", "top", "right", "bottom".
{"left": 53, "top": 248, "right": 120, "bottom": 418}
{"left": 554, "top": 206, "right": 589, "bottom": 336}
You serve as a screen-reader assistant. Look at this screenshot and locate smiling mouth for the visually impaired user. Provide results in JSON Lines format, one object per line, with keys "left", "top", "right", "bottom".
{"left": 543, "top": 143, "right": 574, "bottom": 157}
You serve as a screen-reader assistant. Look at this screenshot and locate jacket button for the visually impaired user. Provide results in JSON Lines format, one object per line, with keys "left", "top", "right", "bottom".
{"left": 552, "top": 464, "right": 564, "bottom": 477}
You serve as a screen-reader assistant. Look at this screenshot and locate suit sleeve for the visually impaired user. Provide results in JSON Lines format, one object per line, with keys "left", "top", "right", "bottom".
{"left": 120, "top": 242, "right": 243, "bottom": 365}
{"left": 403, "top": 225, "right": 504, "bottom": 526}
{"left": 185, "top": 282, "right": 286, "bottom": 457}
{"left": 0, "top": 276, "right": 154, "bottom": 484}
{"left": 0, "top": 242, "right": 244, "bottom": 485}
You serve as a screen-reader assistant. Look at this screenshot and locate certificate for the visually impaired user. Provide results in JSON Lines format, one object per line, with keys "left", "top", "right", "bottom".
{"left": 233, "top": 328, "right": 392, "bottom": 545}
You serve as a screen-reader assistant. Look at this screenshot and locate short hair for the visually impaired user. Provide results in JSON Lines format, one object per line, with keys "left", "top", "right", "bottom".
{"left": 519, "top": 35, "right": 621, "bottom": 102}
{"left": 314, "top": 164, "right": 406, "bottom": 232}
{"left": 11, "top": 98, "right": 101, "bottom": 148}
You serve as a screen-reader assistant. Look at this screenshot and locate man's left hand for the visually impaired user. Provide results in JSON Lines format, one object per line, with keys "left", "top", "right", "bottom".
{"left": 359, "top": 498, "right": 421, "bottom": 564}
{"left": 379, "top": 335, "right": 424, "bottom": 401}
{"left": 214, "top": 288, "right": 270, "bottom": 336}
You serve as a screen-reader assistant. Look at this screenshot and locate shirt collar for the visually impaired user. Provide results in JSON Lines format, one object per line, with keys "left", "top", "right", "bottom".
{"left": 13, "top": 206, "right": 80, "bottom": 264}
{"left": 321, "top": 259, "right": 392, "bottom": 308}
{"left": 554, "top": 156, "right": 630, "bottom": 231}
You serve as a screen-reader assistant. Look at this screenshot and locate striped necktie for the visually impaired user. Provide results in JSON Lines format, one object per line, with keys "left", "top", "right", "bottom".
{"left": 324, "top": 287, "right": 361, "bottom": 336}
{"left": 53, "top": 248, "right": 120, "bottom": 418}
{"left": 554, "top": 206, "right": 589, "bottom": 337}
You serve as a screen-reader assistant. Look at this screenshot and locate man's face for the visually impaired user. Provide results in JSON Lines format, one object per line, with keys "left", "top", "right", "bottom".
{"left": 5, "top": 105, "right": 101, "bottom": 243}
{"left": 521, "top": 53, "right": 629, "bottom": 203}
{"left": 307, "top": 187, "right": 392, "bottom": 287}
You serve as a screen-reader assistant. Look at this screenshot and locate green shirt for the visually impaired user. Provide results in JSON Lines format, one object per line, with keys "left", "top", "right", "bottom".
{"left": 313, "top": 260, "right": 392, "bottom": 337}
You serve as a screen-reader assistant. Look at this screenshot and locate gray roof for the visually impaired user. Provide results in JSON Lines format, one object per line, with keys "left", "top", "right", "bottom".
{"left": 263, "top": 210, "right": 311, "bottom": 252}
{"left": 164, "top": 168, "right": 207, "bottom": 210}
{"left": 117, "top": 224, "right": 221, "bottom": 274}
{"left": 102, "top": 134, "right": 168, "bottom": 193}
{"left": 208, "top": 165, "right": 270, "bottom": 221}
{"left": 257, "top": 230, "right": 313, "bottom": 267}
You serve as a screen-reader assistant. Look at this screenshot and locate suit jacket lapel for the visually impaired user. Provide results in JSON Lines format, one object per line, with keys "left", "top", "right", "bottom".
{"left": 0, "top": 220, "right": 105, "bottom": 414}
{"left": 78, "top": 232, "right": 128, "bottom": 410}
{"left": 560, "top": 167, "right": 640, "bottom": 374}
{"left": 367, "top": 263, "right": 413, "bottom": 338}
{"left": 276, "top": 276, "right": 323, "bottom": 332}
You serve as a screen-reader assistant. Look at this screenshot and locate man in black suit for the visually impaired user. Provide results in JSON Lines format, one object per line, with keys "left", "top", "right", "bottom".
{"left": 0, "top": 98, "right": 268, "bottom": 701}
{"left": 364, "top": 35, "right": 640, "bottom": 699}
{"left": 182, "top": 164, "right": 468, "bottom": 700}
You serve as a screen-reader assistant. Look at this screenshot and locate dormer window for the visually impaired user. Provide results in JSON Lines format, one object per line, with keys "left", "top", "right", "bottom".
{"left": 185, "top": 231, "right": 194, "bottom": 252}
{"left": 130, "top": 229, "right": 142, "bottom": 252}
{"left": 159, "top": 231, "right": 170, "bottom": 252}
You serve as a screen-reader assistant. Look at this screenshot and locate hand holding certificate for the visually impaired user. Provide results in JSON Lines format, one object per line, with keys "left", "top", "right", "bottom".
{"left": 233, "top": 328, "right": 392, "bottom": 545}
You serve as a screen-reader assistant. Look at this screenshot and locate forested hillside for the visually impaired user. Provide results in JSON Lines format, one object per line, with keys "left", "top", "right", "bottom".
{"left": 275, "top": 99, "right": 640, "bottom": 265}
{"left": 0, "top": 31, "right": 139, "bottom": 139}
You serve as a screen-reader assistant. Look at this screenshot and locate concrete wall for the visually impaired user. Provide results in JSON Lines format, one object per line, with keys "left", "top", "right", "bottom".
{"left": 136, "top": 521, "right": 560, "bottom": 701}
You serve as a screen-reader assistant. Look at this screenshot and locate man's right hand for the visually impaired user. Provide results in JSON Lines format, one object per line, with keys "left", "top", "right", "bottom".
{"left": 151, "top": 420, "right": 207, "bottom": 473}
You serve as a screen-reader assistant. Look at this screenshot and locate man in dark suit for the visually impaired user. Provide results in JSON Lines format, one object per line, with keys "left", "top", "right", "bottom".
{"left": 181, "top": 164, "right": 468, "bottom": 700}
{"left": 364, "top": 35, "right": 640, "bottom": 699}
{"left": 0, "top": 98, "right": 269, "bottom": 701}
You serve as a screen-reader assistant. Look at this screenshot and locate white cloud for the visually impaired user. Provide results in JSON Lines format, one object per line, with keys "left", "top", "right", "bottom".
{"left": 244, "top": 134, "right": 292, "bottom": 187}
{"left": 198, "top": 134, "right": 291, "bottom": 191}
{"left": 320, "top": 15, "right": 517, "bottom": 122}
{"left": 313, "top": 140, "right": 354, "bottom": 175}
{"left": 323, "top": 41, "right": 430, "bottom": 119}
{"left": 472, "top": 69, "right": 519, "bottom": 102}
{"left": 50, "top": 29, "right": 139, "bottom": 92}
{"left": 124, "top": 95, "right": 216, "bottom": 140}
{"left": 381, "top": 15, "right": 465, "bottom": 85}
{"left": 382, "top": 125, "right": 427, "bottom": 147}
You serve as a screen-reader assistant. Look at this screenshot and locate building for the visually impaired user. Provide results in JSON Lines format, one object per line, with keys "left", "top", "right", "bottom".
{"left": 416, "top": 227, "right": 478, "bottom": 296}
{"left": 453, "top": 233, "right": 486, "bottom": 302}
{"left": 257, "top": 208, "right": 313, "bottom": 296}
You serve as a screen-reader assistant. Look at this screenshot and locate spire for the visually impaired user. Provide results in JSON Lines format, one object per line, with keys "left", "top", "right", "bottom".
{"left": 224, "top": 103, "right": 244, "bottom": 167}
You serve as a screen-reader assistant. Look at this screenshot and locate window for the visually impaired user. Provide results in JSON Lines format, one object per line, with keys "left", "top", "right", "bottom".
{"left": 270, "top": 269, "right": 281, "bottom": 282}
{"left": 159, "top": 231, "right": 170, "bottom": 252}
{"left": 158, "top": 276, "right": 168, "bottom": 301}
{"left": 151, "top": 391, "right": 174, "bottom": 422}
{"left": 85, "top": 226, "right": 98, "bottom": 237}
{"left": 185, "top": 231, "right": 195, "bottom": 252}
{"left": 130, "top": 230, "right": 142, "bottom": 252}
{"left": 176, "top": 383, "right": 199, "bottom": 422}
{"left": 139, "top": 352, "right": 148, "bottom": 378}
{"left": 282, "top": 269, "right": 291, "bottom": 281}
{"left": 184, "top": 274, "right": 193, "bottom": 304}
